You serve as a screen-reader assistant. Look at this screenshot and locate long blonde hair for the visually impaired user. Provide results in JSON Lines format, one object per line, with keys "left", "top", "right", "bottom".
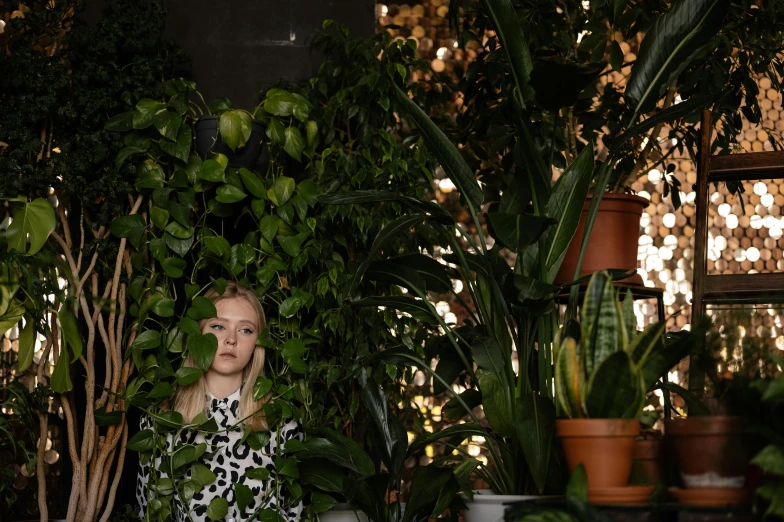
{"left": 173, "top": 281, "right": 269, "bottom": 432}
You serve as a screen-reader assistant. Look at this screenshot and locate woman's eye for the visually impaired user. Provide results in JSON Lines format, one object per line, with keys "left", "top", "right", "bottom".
{"left": 210, "top": 324, "right": 225, "bottom": 331}
{"left": 240, "top": 328, "right": 254, "bottom": 335}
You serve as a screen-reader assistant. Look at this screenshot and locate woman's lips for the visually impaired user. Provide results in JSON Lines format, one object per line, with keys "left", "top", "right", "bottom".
{"left": 219, "top": 353, "right": 237, "bottom": 359}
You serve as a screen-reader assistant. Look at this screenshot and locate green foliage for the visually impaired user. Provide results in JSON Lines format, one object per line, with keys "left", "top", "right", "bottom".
{"left": 442, "top": 0, "right": 784, "bottom": 209}
{"left": 294, "top": 369, "right": 465, "bottom": 522}
{"left": 750, "top": 354, "right": 784, "bottom": 520}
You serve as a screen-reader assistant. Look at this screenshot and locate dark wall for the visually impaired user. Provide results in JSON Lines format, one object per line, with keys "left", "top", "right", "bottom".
{"left": 164, "top": 0, "right": 375, "bottom": 108}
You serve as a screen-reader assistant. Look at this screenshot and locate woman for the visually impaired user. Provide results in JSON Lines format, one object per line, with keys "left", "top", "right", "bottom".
{"left": 136, "top": 281, "right": 302, "bottom": 522}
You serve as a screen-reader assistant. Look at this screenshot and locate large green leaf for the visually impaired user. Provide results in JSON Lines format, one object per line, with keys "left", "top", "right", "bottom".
{"left": 471, "top": 336, "right": 507, "bottom": 376}
{"left": 189, "top": 333, "right": 218, "bottom": 371}
{"left": 206, "top": 497, "right": 228, "bottom": 521}
{"left": 515, "top": 393, "right": 555, "bottom": 493}
{"left": 17, "top": 315, "right": 35, "bottom": 372}
{"left": 531, "top": 144, "right": 593, "bottom": 282}
{"left": 487, "top": 213, "right": 556, "bottom": 251}
{"left": 219, "top": 110, "right": 252, "bottom": 152}
{"left": 298, "top": 459, "right": 347, "bottom": 493}
{"left": 584, "top": 351, "right": 640, "bottom": 418}
{"left": 640, "top": 330, "right": 693, "bottom": 391}
{"left": 483, "top": 0, "right": 534, "bottom": 105}
{"left": 352, "top": 296, "right": 438, "bottom": 325}
{"left": 359, "top": 369, "right": 408, "bottom": 485}
{"left": 109, "top": 214, "right": 146, "bottom": 249}
{"left": 363, "top": 261, "right": 427, "bottom": 296}
{"left": 625, "top": 0, "right": 730, "bottom": 116}
{"left": 317, "top": 190, "right": 452, "bottom": 223}
{"left": 613, "top": 93, "right": 718, "bottom": 148}
{"left": 297, "top": 428, "right": 375, "bottom": 477}
{"left": 402, "top": 465, "right": 458, "bottom": 522}
{"left": 391, "top": 84, "right": 483, "bottom": 212}
{"left": 51, "top": 347, "right": 72, "bottom": 393}
{"left": 58, "top": 304, "right": 84, "bottom": 360}
{"left": 348, "top": 213, "right": 429, "bottom": 295}
{"left": 6, "top": 198, "right": 56, "bottom": 255}
{"left": 479, "top": 370, "right": 512, "bottom": 438}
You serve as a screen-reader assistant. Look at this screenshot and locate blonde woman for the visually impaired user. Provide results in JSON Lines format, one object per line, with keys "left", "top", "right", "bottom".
{"left": 136, "top": 281, "right": 302, "bottom": 521}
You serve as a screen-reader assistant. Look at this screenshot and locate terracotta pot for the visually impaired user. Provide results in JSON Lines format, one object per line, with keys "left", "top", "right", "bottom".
{"left": 554, "top": 193, "right": 649, "bottom": 285}
{"left": 556, "top": 418, "right": 640, "bottom": 488}
{"left": 665, "top": 416, "right": 747, "bottom": 488}
{"left": 633, "top": 438, "right": 666, "bottom": 486}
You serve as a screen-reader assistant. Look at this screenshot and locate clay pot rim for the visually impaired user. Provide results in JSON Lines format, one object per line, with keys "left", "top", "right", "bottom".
{"left": 665, "top": 415, "right": 746, "bottom": 436}
{"left": 585, "top": 192, "right": 651, "bottom": 206}
{"left": 556, "top": 418, "right": 640, "bottom": 438}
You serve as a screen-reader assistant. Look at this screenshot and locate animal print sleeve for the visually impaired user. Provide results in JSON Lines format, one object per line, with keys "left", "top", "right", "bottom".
{"left": 136, "top": 414, "right": 152, "bottom": 520}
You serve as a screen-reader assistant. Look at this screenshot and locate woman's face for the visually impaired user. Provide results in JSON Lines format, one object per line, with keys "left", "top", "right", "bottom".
{"left": 202, "top": 297, "right": 259, "bottom": 380}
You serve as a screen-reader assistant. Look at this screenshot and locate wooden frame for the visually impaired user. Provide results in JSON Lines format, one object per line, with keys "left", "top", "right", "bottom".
{"left": 690, "top": 110, "right": 784, "bottom": 391}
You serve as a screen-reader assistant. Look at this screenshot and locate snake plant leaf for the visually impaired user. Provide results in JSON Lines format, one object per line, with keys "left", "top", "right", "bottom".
{"left": 625, "top": 0, "right": 730, "bottom": 116}
{"left": 533, "top": 143, "right": 594, "bottom": 283}
{"left": 478, "top": 370, "right": 513, "bottom": 438}
{"left": 391, "top": 83, "right": 483, "bottom": 212}
{"left": 486, "top": 212, "right": 556, "bottom": 251}
{"left": 348, "top": 213, "right": 429, "bottom": 295}
{"left": 584, "top": 351, "right": 639, "bottom": 418}
{"left": 581, "top": 272, "right": 620, "bottom": 376}
{"left": 622, "top": 289, "right": 636, "bottom": 348}
{"left": 351, "top": 296, "right": 438, "bottom": 325}
{"left": 359, "top": 369, "right": 408, "bottom": 486}
{"left": 628, "top": 321, "right": 666, "bottom": 367}
{"left": 515, "top": 392, "right": 555, "bottom": 493}
{"left": 483, "top": 0, "right": 534, "bottom": 105}
{"left": 555, "top": 337, "right": 583, "bottom": 419}
{"left": 316, "top": 190, "right": 453, "bottom": 223}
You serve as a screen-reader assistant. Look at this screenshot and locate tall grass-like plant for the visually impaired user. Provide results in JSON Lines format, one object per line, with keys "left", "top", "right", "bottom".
{"left": 320, "top": 0, "right": 727, "bottom": 496}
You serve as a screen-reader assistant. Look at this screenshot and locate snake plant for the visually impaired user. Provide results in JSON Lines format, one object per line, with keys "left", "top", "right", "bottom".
{"left": 555, "top": 270, "right": 669, "bottom": 419}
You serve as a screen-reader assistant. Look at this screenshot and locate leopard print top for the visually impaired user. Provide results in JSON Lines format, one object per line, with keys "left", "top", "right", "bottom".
{"left": 136, "top": 387, "right": 303, "bottom": 521}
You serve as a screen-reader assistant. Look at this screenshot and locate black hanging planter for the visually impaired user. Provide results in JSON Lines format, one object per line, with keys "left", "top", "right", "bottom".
{"left": 194, "top": 115, "right": 267, "bottom": 170}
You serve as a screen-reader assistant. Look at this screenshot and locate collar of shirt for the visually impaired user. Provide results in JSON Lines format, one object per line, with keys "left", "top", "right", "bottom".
{"left": 207, "top": 386, "right": 241, "bottom": 424}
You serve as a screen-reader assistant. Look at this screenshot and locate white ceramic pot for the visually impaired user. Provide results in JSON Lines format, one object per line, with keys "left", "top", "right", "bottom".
{"left": 462, "top": 490, "right": 540, "bottom": 522}
{"left": 318, "top": 504, "right": 369, "bottom": 522}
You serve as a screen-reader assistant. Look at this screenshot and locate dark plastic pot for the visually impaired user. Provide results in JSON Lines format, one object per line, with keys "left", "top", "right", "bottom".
{"left": 195, "top": 115, "right": 266, "bottom": 169}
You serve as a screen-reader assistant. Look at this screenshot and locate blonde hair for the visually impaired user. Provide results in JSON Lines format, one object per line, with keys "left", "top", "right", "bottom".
{"left": 173, "top": 281, "right": 269, "bottom": 432}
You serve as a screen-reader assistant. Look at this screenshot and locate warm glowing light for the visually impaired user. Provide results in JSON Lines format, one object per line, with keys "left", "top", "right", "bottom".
{"left": 754, "top": 182, "right": 768, "bottom": 196}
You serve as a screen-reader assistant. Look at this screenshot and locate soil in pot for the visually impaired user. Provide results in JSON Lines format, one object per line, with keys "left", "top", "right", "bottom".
{"left": 554, "top": 193, "right": 649, "bottom": 285}
{"left": 665, "top": 415, "right": 747, "bottom": 488}
{"left": 556, "top": 418, "right": 641, "bottom": 489}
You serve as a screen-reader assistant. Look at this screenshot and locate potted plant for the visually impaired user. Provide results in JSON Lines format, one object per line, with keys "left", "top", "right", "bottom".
{"left": 442, "top": 0, "right": 784, "bottom": 285}
{"left": 552, "top": 270, "right": 691, "bottom": 504}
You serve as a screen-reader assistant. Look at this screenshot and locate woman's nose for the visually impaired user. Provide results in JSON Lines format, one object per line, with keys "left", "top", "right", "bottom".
{"left": 225, "top": 332, "right": 236, "bottom": 345}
